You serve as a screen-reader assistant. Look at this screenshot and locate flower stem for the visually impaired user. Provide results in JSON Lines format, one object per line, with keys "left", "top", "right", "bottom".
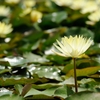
{"left": 73, "top": 58, "right": 78, "bottom": 93}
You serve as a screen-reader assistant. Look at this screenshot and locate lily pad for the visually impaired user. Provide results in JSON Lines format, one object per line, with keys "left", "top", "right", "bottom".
{"left": 65, "top": 91, "right": 100, "bottom": 100}
{"left": 28, "top": 65, "right": 62, "bottom": 81}
{"left": 65, "top": 27, "right": 94, "bottom": 39}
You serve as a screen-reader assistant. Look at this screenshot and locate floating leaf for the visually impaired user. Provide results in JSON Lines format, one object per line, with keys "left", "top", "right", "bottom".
{"left": 65, "top": 27, "right": 94, "bottom": 39}
{"left": 24, "top": 85, "right": 73, "bottom": 99}
{"left": 65, "top": 91, "right": 100, "bottom": 100}
{"left": 59, "top": 77, "right": 75, "bottom": 86}
{"left": 42, "top": 34, "right": 60, "bottom": 51}
{"left": 32, "top": 83, "right": 60, "bottom": 90}
{"left": 86, "top": 43, "right": 100, "bottom": 55}
{"left": 0, "top": 78, "right": 48, "bottom": 86}
{"left": 26, "top": 94, "right": 55, "bottom": 100}
{"left": 47, "top": 55, "right": 67, "bottom": 65}
{"left": 63, "top": 64, "right": 74, "bottom": 74}
{"left": 14, "top": 84, "right": 23, "bottom": 95}
{"left": 43, "top": 11, "right": 67, "bottom": 24}
{"left": 54, "top": 85, "right": 74, "bottom": 99}
{"left": 79, "top": 78, "right": 95, "bottom": 85}
{"left": 42, "top": 86, "right": 59, "bottom": 97}
{"left": 66, "top": 66, "right": 100, "bottom": 77}
{"left": 28, "top": 66, "right": 62, "bottom": 81}
{"left": 2, "top": 56, "right": 27, "bottom": 66}
{"left": 23, "top": 52, "right": 49, "bottom": 63}
{"left": 0, "top": 94, "right": 24, "bottom": 100}
{"left": 0, "top": 88, "right": 12, "bottom": 97}
{"left": 51, "top": 11, "right": 67, "bottom": 23}
{"left": 24, "top": 32, "right": 44, "bottom": 43}
{"left": 24, "top": 88, "right": 41, "bottom": 97}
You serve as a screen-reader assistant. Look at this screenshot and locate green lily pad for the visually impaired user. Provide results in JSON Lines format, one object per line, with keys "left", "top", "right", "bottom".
{"left": 0, "top": 88, "right": 12, "bottom": 97}
{"left": 65, "top": 27, "right": 94, "bottom": 39}
{"left": 0, "top": 95, "right": 24, "bottom": 100}
{"left": 65, "top": 91, "right": 100, "bottom": 100}
{"left": 2, "top": 56, "right": 27, "bottom": 66}
{"left": 28, "top": 65, "right": 62, "bottom": 81}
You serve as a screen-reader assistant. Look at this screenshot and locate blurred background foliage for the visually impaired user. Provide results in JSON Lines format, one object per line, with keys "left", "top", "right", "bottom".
{"left": 0, "top": 0, "right": 100, "bottom": 100}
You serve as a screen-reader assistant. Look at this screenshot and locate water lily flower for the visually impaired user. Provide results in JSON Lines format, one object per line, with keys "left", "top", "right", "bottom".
{"left": 30, "top": 10, "right": 42, "bottom": 23}
{"left": 80, "top": 1, "right": 98, "bottom": 14}
{"left": 88, "top": 9, "right": 100, "bottom": 22}
{"left": 0, "top": 22, "right": 13, "bottom": 38}
{"left": 0, "top": 6, "right": 11, "bottom": 17}
{"left": 53, "top": 35, "right": 93, "bottom": 58}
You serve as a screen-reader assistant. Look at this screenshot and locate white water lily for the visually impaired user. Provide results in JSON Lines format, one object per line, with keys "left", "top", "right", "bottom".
{"left": 0, "top": 22, "right": 13, "bottom": 38}
{"left": 0, "top": 6, "right": 10, "bottom": 16}
{"left": 53, "top": 35, "right": 93, "bottom": 58}
{"left": 80, "top": 1, "right": 98, "bottom": 14}
{"left": 88, "top": 9, "right": 100, "bottom": 22}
